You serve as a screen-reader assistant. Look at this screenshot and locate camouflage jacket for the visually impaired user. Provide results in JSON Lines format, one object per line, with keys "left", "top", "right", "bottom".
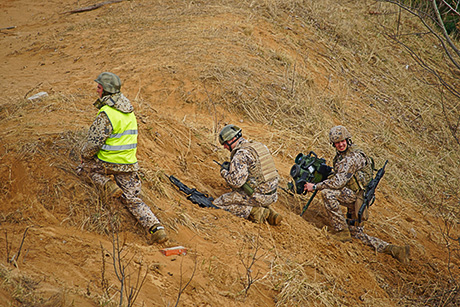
{"left": 315, "top": 145, "right": 367, "bottom": 191}
{"left": 81, "top": 93, "right": 139, "bottom": 173}
{"left": 220, "top": 138, "right": 278, "bottom": 195}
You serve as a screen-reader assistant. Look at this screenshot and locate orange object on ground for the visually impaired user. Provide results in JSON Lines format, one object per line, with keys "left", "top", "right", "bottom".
{"left": 160, "top": 246, "right": 187, "bottom": 256}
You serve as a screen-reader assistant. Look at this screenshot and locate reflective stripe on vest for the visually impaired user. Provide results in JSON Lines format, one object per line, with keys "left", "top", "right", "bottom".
{"left": 97, "top": 105, "right": 138, "bottom": 164}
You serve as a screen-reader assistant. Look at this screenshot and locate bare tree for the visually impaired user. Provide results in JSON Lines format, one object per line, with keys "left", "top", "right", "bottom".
{"left": 4, "top": 226, "right": 30, "bottom": 268}
{"left": 103, "top": 223, "right": 148, "bottom": 307}
{"left": 174, "top": 255, "right": 197, "bottom": 307}
{"left": 423, "top": 198, "right": 460, "bottom": 305}
{"left": 378, "top": 0, "right": 460, "bottom": 146}
{"left": 237, "top": 228, "right": 268, "bottom": 297}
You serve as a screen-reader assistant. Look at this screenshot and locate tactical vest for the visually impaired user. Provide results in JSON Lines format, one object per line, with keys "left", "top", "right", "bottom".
{"left": 231, "top": 140, "right": 278, "bottom": 188}
{"left": 96, "top": 105, "right": 138, "bottom": 164}
{"left": 333, "top": 146, "right": 373, "bottom": 193}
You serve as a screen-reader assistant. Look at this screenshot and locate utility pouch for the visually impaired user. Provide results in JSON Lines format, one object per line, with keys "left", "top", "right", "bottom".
{"left": 242, "top": 182, "right": 254, "bottom": 196}
{"left": 354, "top": 189, "right": 368, "bottom": 222}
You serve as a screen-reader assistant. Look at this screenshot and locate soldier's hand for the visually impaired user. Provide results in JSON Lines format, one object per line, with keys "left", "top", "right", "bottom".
{"left": 304, "top": 182, "right": 315, "bottom": 193}
{"left": 221, "top": 161, "right": 230, "bottom": 171}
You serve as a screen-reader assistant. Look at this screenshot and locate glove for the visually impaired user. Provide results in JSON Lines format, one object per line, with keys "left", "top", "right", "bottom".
{"left": 221, "top": 161, "right": 230, "bottom": 171}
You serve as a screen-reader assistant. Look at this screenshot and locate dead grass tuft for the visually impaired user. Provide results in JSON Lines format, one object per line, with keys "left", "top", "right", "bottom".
{"left": 269, "top": 258, "right": 346, "bottom": 306}
{"left": 0, "top": 264, "right": 48, "bottom": 305}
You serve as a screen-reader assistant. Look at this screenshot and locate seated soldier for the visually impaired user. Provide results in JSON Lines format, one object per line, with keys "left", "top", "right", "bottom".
{"left": 78, "top": 72, "right": 167, "bottom": 244}
{"left": 213, "top": 124, "right": 282, "bottom": 225}
{"left": 304, "top": 125, "right": 410, "bottom": 263}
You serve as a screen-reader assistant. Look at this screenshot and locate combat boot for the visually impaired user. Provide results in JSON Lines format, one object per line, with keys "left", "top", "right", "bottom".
{"left": 331, "top": 228, "right": 352, "bottom": 242}
{"left": 102, "top": 180, "right": 123, "bottom": 199}
{"left": 248, "top": 207, "right": 270, "bottom": 224}
{"left": 148, "top": 224, "right": 168, "bottom": 244}
{"left": 383, "top": 244, "right": 410, "bottom": 263}
{"left": 267, "top": 207, "right": 282, "bottom": 226}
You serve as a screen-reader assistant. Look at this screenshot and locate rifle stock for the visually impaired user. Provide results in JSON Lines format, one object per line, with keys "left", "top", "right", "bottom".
{"left": 168, "top": 175, "right": 218, "bottom": 209}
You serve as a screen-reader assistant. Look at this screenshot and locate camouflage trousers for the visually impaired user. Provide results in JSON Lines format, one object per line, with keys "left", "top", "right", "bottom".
{"left": 213, "top": 189, "right": 278, "bottom": 219}
{"left": 322, "top": 188, "right": 389, "bottom": 252}
{"left": 78, "top": 160, "right": 160, "bottom": 230}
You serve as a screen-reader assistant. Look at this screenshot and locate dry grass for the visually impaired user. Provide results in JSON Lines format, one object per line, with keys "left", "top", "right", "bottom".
{"left": 1, "top": 0, "right": 460, "bottom": 306}
{"left": 269, "top": 258, "right": 346, "bottom": 306}
{"left": 0, "top": 264, "right": 54, "bottom": 306}
{"left": 175, "top": 0, "right": 460, "bottom": 303}
{"left": 188, "top": 0, "right": 460, "bottom": 212}
{"left": 51, "top": 0, "right": 460, "bottom": 304}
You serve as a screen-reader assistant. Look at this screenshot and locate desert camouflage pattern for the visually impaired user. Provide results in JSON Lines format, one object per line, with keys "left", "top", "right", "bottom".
{"left": 351, "top": 226, "right": 389, "bottom": 252}
{"left": 334, "top": 146, "right": 373, "bottom": 192}
{"left": 329, "top": 125, "right": 352, "bottom": 143}
{"left": 81, "top": 93, "right": 139, "bottom": 173}
{"left": 214, "top": 138, "right": 278, "bottom": 218}
{"left": 213, "top": 191, "right": 261, "bottom": 218}
{"left": 79, "top": 92, "right": 160, "bottom": 230}
{"left": 317, "top": 144, "right": 389, "bottom": 252}
{"left": 95, "top": 72, "right": 121, "bottom": 93}
{"left": 321, "top": 188, "right": 389, "bottom": 252}
{"left": 316, "top": 145, "right": 367, "bottom": 191}
{"left": 78, "top": 159, "right": 160, "bottom": 229}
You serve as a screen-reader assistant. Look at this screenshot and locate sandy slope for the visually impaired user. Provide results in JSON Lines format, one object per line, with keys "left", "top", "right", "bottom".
{"left": 0, "top": 0, "right": 458, "bottom": 306}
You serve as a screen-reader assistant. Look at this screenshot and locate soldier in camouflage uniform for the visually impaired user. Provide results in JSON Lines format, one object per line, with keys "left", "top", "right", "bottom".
{"left": 78, "top": 72, "right": 167, "bottom": 244}
{"left": 304, "top": 126, "right": 410, "bottom": 263}
{"left": 214, "top": 124, "right": 282, "bottom": 225}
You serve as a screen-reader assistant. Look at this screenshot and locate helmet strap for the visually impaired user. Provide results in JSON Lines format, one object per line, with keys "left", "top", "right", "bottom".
{"left": 224, "top": 132, "right": 242, "bottom": 149}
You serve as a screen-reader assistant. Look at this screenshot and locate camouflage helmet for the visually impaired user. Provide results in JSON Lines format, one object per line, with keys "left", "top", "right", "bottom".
{"left": 219, "top": 124, "right": 242, "bottom": 145}
{"left": 94, "top": 72, "right": 121, "bottom": 94}
{"left": 329, "top": 125, "right": 352, "bottom": 143}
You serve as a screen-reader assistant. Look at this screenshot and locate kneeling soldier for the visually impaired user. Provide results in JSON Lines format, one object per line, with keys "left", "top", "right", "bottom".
{"left": 214, "top": 124, "right": 282, "bottom": 225}
{"left": 304, "top": 126, "right": 410, "bottom": 263}
{"left": 78, "top": 72, "right": 167, "bottom": 244}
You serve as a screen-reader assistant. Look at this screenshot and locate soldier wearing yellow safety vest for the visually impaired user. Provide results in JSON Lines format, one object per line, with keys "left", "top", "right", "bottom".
{"left": 78, "top": 72, "right": 167, "bottom": 244}
{"left": 214, "top": 124, "right": 283, "bottom": 225}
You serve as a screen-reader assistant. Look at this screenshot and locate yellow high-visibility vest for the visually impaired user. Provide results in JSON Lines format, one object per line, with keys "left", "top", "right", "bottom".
{"left": 96, "top": 105, "right": 138, "bottom": 164}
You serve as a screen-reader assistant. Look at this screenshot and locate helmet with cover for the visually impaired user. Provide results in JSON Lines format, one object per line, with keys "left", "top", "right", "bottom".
{"left": 94, "top": 72, "right": 121, "bottom": 94}
{"left": 329, "top": 125, "right": 352, "bottom": 144}
{"left": 219, "top": 124, "right": 242, "bottom": 145}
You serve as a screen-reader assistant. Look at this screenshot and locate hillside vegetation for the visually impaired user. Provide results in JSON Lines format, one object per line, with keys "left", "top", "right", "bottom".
{"left": 0, "top": 0, "right": 459, "bottom": 306}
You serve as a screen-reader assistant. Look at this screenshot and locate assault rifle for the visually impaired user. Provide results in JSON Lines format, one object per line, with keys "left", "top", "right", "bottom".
{"left": 357, "top": 160, "right": 388, "bottom": 223}
{"left": 168, "top": 175, "right": 218, "bottom": 209}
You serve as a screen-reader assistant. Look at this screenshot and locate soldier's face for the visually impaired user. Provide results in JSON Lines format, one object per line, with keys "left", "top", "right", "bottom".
{"left": 97, "top": 84, "right": 104, "bottom": 98}
{"left": 334, "top": 139, "right": 348, "bottom": 152}
{"left": 223, "top": 137, "right": 237, "bottom": 151}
